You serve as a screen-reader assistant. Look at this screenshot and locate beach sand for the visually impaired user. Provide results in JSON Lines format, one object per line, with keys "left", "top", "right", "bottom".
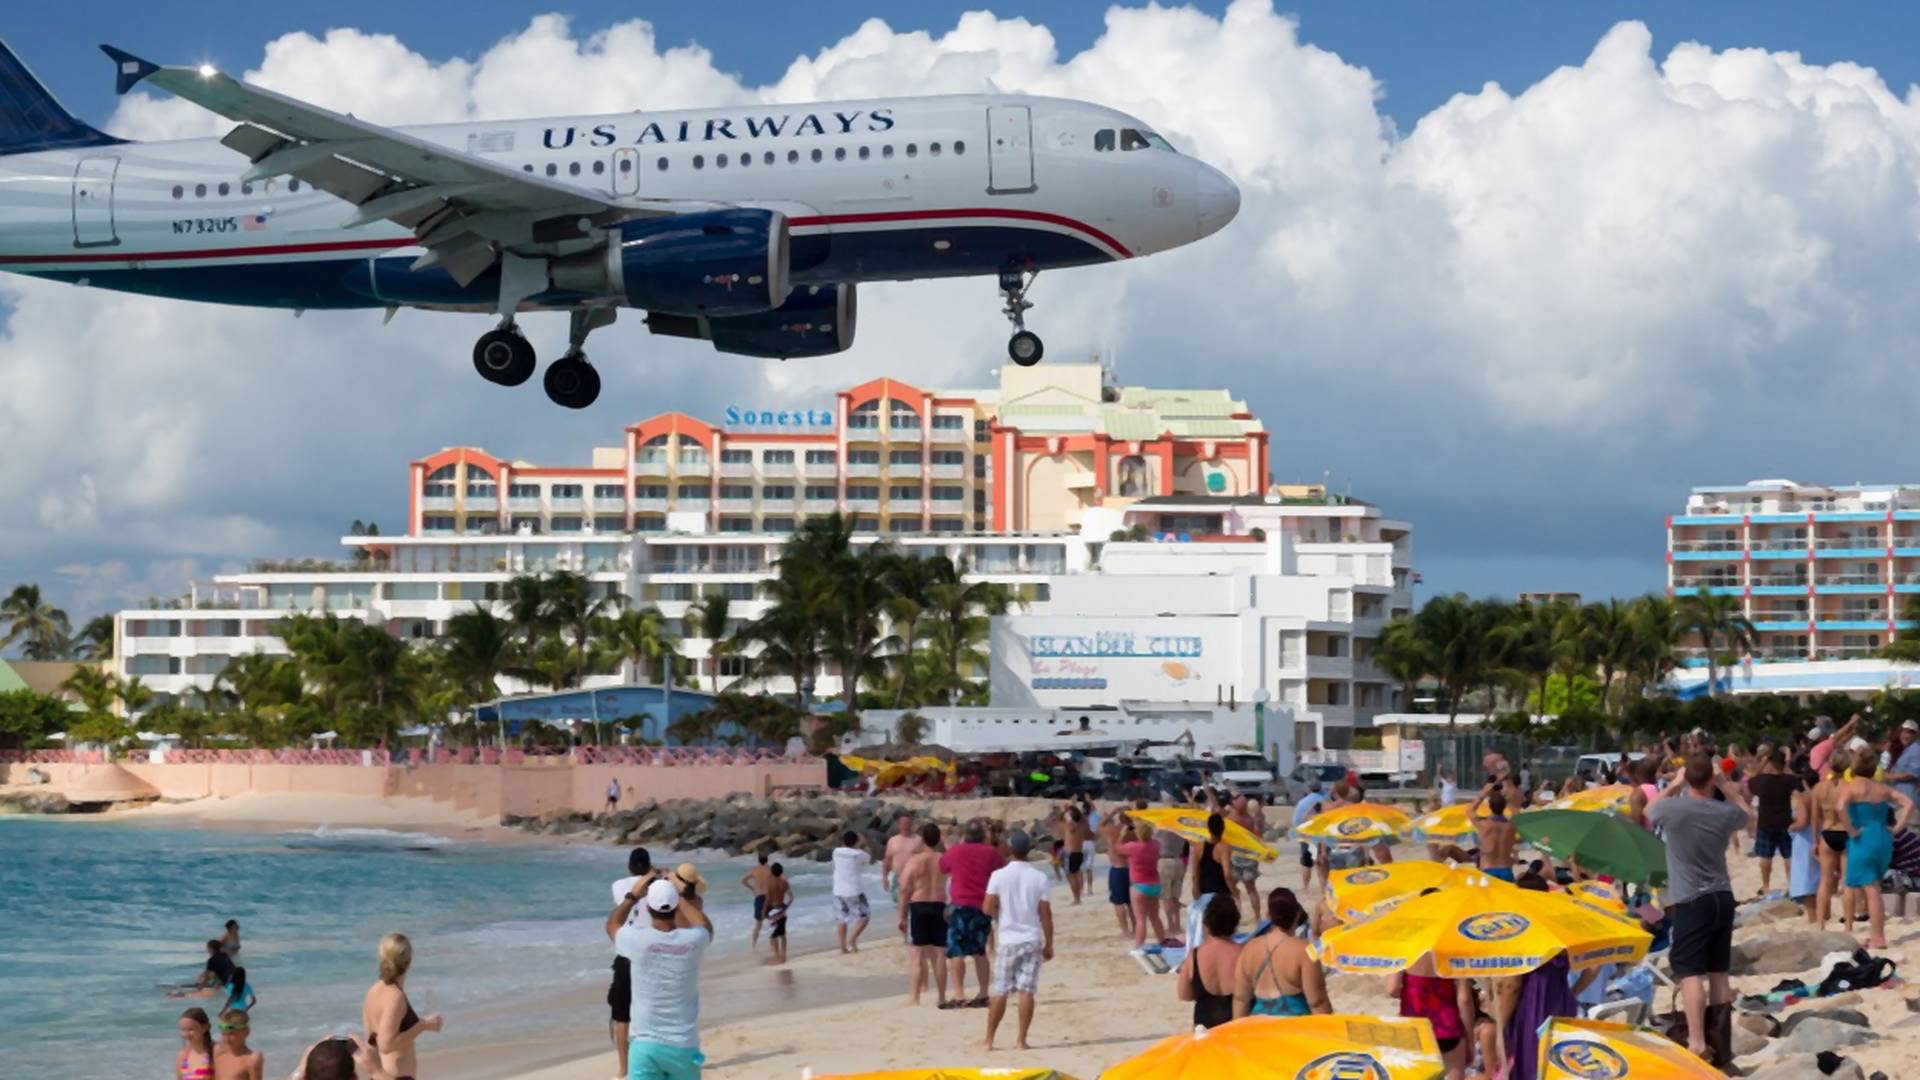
{"left": 97, "top": 790, "right": 516, "bottom": 839}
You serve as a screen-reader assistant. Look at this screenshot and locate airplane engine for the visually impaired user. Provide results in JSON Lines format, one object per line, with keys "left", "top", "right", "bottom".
{"left": 644, "top": 283, "right": 856, "bottom": 359}
{"left": 552, "top": 208, "right": 789, "bottom": 317}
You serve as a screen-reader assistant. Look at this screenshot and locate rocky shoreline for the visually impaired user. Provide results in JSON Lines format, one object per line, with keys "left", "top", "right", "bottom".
{"left": 506, "top": 792, "right": 1058, "bottom": 862}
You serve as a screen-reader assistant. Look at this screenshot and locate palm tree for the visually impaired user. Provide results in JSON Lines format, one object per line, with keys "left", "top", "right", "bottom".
{"left": 823, "top": 542, "right": 897, "bottom": 726}
{"left": 882, "top": 553, "right": 947, "bottom": 706}
{"left": 338, "top": 624, "right": 411, "bottom": 745}
{"left": 215, "top": 653, "right": 302, "bottom": 747}
{"left": 1583, "top": 599, "right": 1633, "bottom": 716}
{"left": 1410, "top": 593, "right": 1485, "bottom": 729}
{"left": 116, "top": 675, "right": 155, "bottom": 720}
{"left": 922, "top": 564, "right": 1016, "bottom": 697}
{"left": 0, "top": 584, "right": 71, "bottom": 660}
{"left": 541, "top": 570, "right": 622, "bottom": 689}
{"left": 682, "top": 594, "right": 734, "bottom": 692}
{"left": 441, "top": 606, "right": 517, "bottom": 704}
{"left": 74, "top": 614, "right": 116, "bottom": 661}
{"left": 608, "top": 605, "right": 679, "bottom": 686}
{"left": 61, "top": 665, "right": 128, "bottom": 746}
{"left": 1371, "top": 616, "right": 1429, "bottom": 712}
{"left": 1676, "top": 586, "right": 1754, "bottom": 697}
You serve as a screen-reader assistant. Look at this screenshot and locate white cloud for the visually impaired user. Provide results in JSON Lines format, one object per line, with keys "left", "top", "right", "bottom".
{"left": 7, "top": 1, "right": 1920, "bottom": 615}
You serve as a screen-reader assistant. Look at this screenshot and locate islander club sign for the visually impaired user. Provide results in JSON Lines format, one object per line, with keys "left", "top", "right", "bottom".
{"left": 723, "top": 404, "right": 834, "bottom": 432}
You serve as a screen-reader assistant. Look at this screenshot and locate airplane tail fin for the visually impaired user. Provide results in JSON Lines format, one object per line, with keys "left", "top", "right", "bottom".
{"left": 0, "top": 38, "right": 123, "bottom": 155}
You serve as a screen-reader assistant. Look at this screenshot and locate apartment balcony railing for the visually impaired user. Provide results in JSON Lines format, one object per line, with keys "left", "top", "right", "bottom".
{"left": 845, "top": 462, "right": 881, "bottom": 477}
{"left": 1816, "top": 645, "right": 1884, "bottom": 660}
{"left": 758, "top": 492, "right": 796, "bottom": 508}
{"left": 1748, "top": 539, "right": 1808, "bottom": 551}
{"left": 676, "top": 457, "right": 711, "bottom": 475}
{"left": 930, "top": 426, "right": 968, "bottom": 443}
{"left": 1672, "top": 540, "right": 1744, "bottom": 553}
{"left": 465, "top": 496, "right": 499, "bottom": 512}
{"left": 803, "top": 461, "right": 838, "bottom": 477}
{"left": 845, "top": 497, "right": 879, "bottom": 512}
{"left": 719, "top": 462, "right": 754, "bottom": 477}
{"left": 889, "top": 463, "right": 922, "bottom": 478}
{"left": 1814, "top": 537, "right": 1882, "bottom": 550}
{"left": 1674, "top": 578, "right": 1742, "bottom": 590}
{"left": 761, "top": 460, "right": 796, "bottom": 476}
{"left": 929, "top": 463, "right": 967, "bottom": 480}
{"left": 1751, "top": 576, "right": 1807, "bottom": 588}
{"left": 802, "top": 497, "right": 839, "bottom": 513}
{"left": 1816, "top": 574, "right": 1882, "bottom": 586}
{"left": 890, "top": 498, "right": 922, "bottom": 513}
{"left": 420, "top": 496, "right": 456, "bottom": 512}
{"left": 716, "top": 497, "right": 755, "bottom": 512}
{"left": 633, "top": 453, "right": 670, "bottom": 471}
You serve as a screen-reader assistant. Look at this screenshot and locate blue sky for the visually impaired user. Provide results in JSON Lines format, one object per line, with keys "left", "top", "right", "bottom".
{"left": 5, "top": 2, "right": 1920, "bottom": 623}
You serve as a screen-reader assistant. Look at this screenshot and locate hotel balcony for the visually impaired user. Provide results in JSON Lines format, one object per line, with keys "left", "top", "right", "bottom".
{"left": 759, "top": 491, "right": 796, "bottom": 509}
{"left": 889, "top": 463, "right": 922, "bottom": 478}
{"left": 1672, "top": 575, "right": 1742, "bottom": 593}
{"left": 634, "top": 497, "right": 668, "bottom": 512}
{"left": 803, "top": 461, "right": 838, "bottom": 478}
{"left": 1814, "top": 573, "right": 1883, "bottom": 592}
{"left": 1815, "top": 644, "right": 1885, "bottom": 660}
{"left": 845, "top": 497, "right": 879, "bottom": 513}
{"left": 930, "top": 463, "right": 967, "bottom": 480}
{"left": 719, "top": 461, "right": 754, "bottom": 477}
{"left": 1813, "top": 537, "right": 1884, "bottom": 557}
{"left": 716, "top": 496, "right": 755, "bottom": 512}
{"left": 803, "top": 496, "right": 839, "bottom": 513}
{"left": 633, "top": 453, "right": 671, "bottom": 474}
{"left": 890, "top": 497, "right": 922, "bottom": 513}
{"left": 465, "top": 496, "right": 499, "bottom": 512}
{"left": 677, "top": 497, "right": 711, "bottom": 510}
{"left": 761, "top": 459, "right": 796, "bottom": 477}
{"left": 676, "top": 457, "right": 711, "bottom": 476}
{"left": 549, "top": 496, "right": 583, "bottom": 511}
{"left": 844, "top": 421, "right": 881, "bottom": 442}
{"left": 592, "top": 497, "right": 627, "bottom": 512}
{"left": 845, "top": 462, "right": 881, "bottom": 478}
{"left": 930, "top": 426, "right": 968, "bottom": 443}
{"left": 420, "top": 496, "right": 456, "bottom": 512}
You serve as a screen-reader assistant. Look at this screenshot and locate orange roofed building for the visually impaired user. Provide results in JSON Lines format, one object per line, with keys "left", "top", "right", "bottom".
{"left": 405, "top": 363, "right": 1269, "bottom": 539}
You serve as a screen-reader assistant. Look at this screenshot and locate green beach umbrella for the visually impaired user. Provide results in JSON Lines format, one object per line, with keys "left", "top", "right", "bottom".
{"left": 1514, "top": 809, "right": 1668, "bottom": 887}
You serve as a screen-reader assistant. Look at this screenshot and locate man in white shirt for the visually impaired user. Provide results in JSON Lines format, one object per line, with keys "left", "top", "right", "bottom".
{"left": 606, "top": 876, "right": 714, "bottom": 1080}
{"left": 831, "top": 830, "right": 873, "bottom": 953}
{"left": 606, "top": 848, "right": 659, "bottom": 1078}
{"left": 982, "top": 829, "right": 1054, "bottom": 1052}
{"left": 1291, "top": 780, "right": 1327, "bottom": 890}
{"left": 1438, "top": 767, "right": 1458, "bottom": 807}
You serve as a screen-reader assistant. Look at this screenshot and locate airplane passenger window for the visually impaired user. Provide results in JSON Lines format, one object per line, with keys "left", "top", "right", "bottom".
{"left": 905, "top": 143, "right": 917, "bottom": 158}
{"left": 544, "top": 163, "right": 557, "bottom": 176}
{"left": 592, "top": 160, "right": 604, "bottom": 175}
{"left": 217, "top": 182, "right": 229, "bottom": 196}
{"left": 194, "top": 183, "right": 206, "bottom": 197}
{"left": 858, "top": 146, "right": 870, "bottom": 160}
{"left": 834, "top": 147, "right": 847, "bottom": 161}
{"left": 171, "top": 185, "right": 183, "bottom": 199}
{"left": 692, "top": 155, "right": 704, "bottom": 169}
{"left": 739, "top": 153, "right": 751, "bottom": 168}
{"left": 288, "top": 179, "right": 301, "bottom": 192}
{"left": 811, "top": 149, "right": 823, "bottom": 163}
{"left": 716, "top": 153, "right": 728, "bottom": 168}
{"left": 654, "top": 158, "right": 666, "bottom": 171}
{"left": 930, "top": 142, "right": 942, "bottom": 157}
{"left": 568, "top": 161, "right": 580, "bottom": 175}
{"left": 882, "top": 144, "right": 894, "bottom": 158}
{"left": 1094, "top": 129, "right": 1115, "bottom": 152}
{"left": 788, "top": 150, "right": 800, "bottom": 164}
{"left": 522, "top": 164, "right": 533, "bottom": 172}
{"left": 764, "top": 151, "right": 775, "bottom": 165}
{"left": 953, "top": 140, "right": 966, "bottom": 155}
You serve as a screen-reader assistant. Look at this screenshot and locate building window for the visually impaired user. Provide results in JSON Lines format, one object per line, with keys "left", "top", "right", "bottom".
{"left": 719, "top": 484, "right": 754, "bottom": 500}
{"left": 635, "top": 483, "right": 668, "bottom": 498}
{"left": 550, "top": 484, "right": 583, "bottom": 499}
{"left": 718, "top": 655, "right": 750, "bottom": 677}
{"left": 804, "top": 484, "right": 836, "bottom": 500}
{"left": 762, "top": 484, "right": 794, "bottom": 499}
{"left": 593, "top": 484, "right": 624, "bottom": 499}
{"left": 511, "top": 516, "right": 542, "bottom": 534}
{"left": 422, "top": 482, "right": 455, "bottom": 497}
{"left": 594, "top": 515, "right": 626, "bottom": 533}
{"left": 422, "top": 515, "right": 455, "bottom": 532}
{"left": 932, "top": 414, "right": 965, "bottom": 430}
{"left": 931, "top": 450, "right": 964, "bottom": 465}
{"left": 853, "top": 517, "right": 880, "bottom": 531}
{"left": 889, "top": 519, "right": 921, "bottom": 533}
{"left": 806, "top": 449, "right": 838, "bottom": 464}
{"left": 763, "top": 517, "right": 795, "bottom": 533}
{"left": 465, "top": 482, "right": 497, "bottom": 498}
{"left": 719, "top": 516, "right": 754, "bottom": 533}
{"left": 889, "top": 406, "right": 920, "bottom": 429}
{"left": 889, "top": 485, "right": 919, "bottom": 499}
{"left": 508, "top": 483, "right": 539, "bottom": 498}
{"left": 974, "top": 456, "right": 988, "bottom": 477}
{"left": 932, "top": 486, "right": 965, "bottom": 501}
{"left": 889, "top": 449, "right": 922, "bottom": 465}
{"left": 974, "top": 419, "right": 990, "bottom": 443}
{"left": 719, "top": 582, "right": 757, "bottom": 600}
{"left": 634, "top": 516, "right": 666, "bottom": 532}
{"left": 763, "top": 450, "right": 794, "bottom": 464}
{"left": 931, "top": 517, "right": 964, "bottom": 533}
{"left": 550, "top": 516, "right": 583, "bottom": 532}
{"left": 848, "top": 485, "right": 880, "bottom": 500}
{"left": 677, "top": 483, "right": 710, "bottom": 499}
{"left": 848, "top": 449, "right": 880, "bottom": 464}
{"left": 720, "top": 449, "right": 753, "bottom": 464}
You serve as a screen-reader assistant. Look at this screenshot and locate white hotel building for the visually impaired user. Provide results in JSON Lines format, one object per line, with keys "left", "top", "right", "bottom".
{"left": 112, "top": 368, "right": 1412, "bottom": 749}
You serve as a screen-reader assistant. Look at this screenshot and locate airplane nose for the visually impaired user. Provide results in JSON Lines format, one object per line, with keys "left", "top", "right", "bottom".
{"left": 1195, "top": 165, "right": 1240, "bottom": 239}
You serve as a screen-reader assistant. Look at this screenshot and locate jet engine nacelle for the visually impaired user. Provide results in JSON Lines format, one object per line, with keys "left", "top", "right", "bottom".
{"left": 645, "top": 283, "right": 856, "bottom": 359}
{"left": 553, "top": 208, "right": 789, "bottom": 317}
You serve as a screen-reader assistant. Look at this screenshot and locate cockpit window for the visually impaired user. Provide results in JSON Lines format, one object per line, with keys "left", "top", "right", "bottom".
{"left": 1095, "top": 127, "right": 1174, "bottom": 153}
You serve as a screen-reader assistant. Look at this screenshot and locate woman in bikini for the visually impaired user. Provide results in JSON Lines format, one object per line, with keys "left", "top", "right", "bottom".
{"left": 1813, "top": 749, "right": 1853, "bottom": 930}
{"left": 1232, "top": 887, "right": 1330, "bottom": 1019}
{"left": 176, "top": 1007, "right": 215, "bottom": 1080}
{"left": 1176, "top": 893, "right": 1244, "bottom": 1030}
{"left": 361, "top": 933, "right": 443, "bottom": 1080}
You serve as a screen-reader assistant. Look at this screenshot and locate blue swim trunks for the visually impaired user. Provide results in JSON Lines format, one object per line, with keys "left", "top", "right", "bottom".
{"left": 1484, "top": 866, "right": 1514, "bottom": 883}
{"left": 1107, "top": 865, "right": 1131, "bottom": 906}
{"left": 628, "top": 1040, "right": 704, "bottom": 1080}
{"left": 946, "top": 904, "right": 991, "bottom": 958}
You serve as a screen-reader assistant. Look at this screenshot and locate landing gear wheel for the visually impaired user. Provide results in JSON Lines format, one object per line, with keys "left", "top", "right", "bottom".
{"left": 1008, "top": 330, "right": 1044, "bottom": 367}
{"left": 543, "top": 354, "right": 601, "bottom": 410}
{"left": 473, "top": 329, "right": 534, "bottom": 386}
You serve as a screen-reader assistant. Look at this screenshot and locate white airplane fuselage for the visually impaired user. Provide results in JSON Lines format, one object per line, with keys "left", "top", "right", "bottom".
{"left": 0, "top": 94, "right": 1239, "bottom": 312}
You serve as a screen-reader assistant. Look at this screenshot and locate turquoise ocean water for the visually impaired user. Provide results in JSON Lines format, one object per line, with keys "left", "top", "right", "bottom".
{"left": 0, "top": 818, "right": 837, "bottom": 1079}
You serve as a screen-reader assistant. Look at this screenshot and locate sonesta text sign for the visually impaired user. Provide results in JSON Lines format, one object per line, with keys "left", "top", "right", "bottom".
{"left": 723, "top": 405, "right": 834, "bottom": 431}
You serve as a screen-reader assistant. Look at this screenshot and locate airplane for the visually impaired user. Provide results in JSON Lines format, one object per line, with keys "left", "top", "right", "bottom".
{"left": 0, "top": 40, "right": 1239, "bottom": 409}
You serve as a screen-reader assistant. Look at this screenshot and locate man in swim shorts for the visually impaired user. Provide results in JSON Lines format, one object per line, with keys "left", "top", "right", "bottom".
{"left": 831, "top": 831, "right": 873, "bottom": 953}
{"left": 1062, "top": 805, "right": 1090, "bottom": 904}
{"left": 1472, "top": 788, "right": 1517, "bottom": 882}
{"left": 882, "top": 813, "right": 919, "bottom": 915}
{"left": 900, "top": 822, "right": 950, "bottom": 1006}
{"left": 940, "top": 820, "right": 1006, "bottom": 1007}
{"left": 762, "top": 863, "right": 791, "bottom": 966}
{"left": 740, "top": 852, "right": 773, "bottom": 949}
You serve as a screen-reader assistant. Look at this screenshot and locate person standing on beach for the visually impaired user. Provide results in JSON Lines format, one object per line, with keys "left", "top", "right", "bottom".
{"left": 1647, "top": 754, "right": 1752, "bottom": 1067}
{"left": 361, "top": 933, "right": 442, "bottom": 1080}
{"left": 1292, "top": 779, "right": 1326, "bottom": 891}
{"left": 177, "top": 1007, "right": 215, "bottom": 1080}
{"left": 212, "top": 1008, "right": 263, "bottom": 1080}
{"left": 762, "top": 864, "right": 791, "bottom": 966}
{"left": 881, "top": 813, "right": 919, "bottom": 914}
{"left": 606, "top": 877, "right": 715, "bottom": 1080}
{"left": 1747, "top": 748, "right": 1801, "bottom": 898}
{"left": 609, "top": 847, "right": 662, "bottom": 1077}
{"left": 1062, "top": 806, "right": 1091, "bottom": 905}
{"left": 899, "top": 822, "right": 950, "bottom": 1007}
{"left": 1835, "top": 759, "right": 1914, "bottom": 947}
{"left": 982, "top": 829, "right": 1053, "bottom": 1052}
{"left": 1471, "top": 786, "right": 1517, "bottom": 882}
{"left": 1077, "top": 794, "right": 1099, "bottom": 895}
{"left": 1097, "top": 808, "right": 1133, "bottom": 936}
{"left": 740, "top": 852, "right": 773, "bottom": 949}
{"left": 606, "top": 778, "right": 622, "bottom": 814}
{"left": 940, "top": 820, "right": 1006, "bottom": 1008}
{"left": 831, "top": 831, "right": 873, "bottom": 953}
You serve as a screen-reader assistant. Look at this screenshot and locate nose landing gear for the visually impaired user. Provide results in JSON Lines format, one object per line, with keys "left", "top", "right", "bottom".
{"left": 999, "top": 268, "right": 1044, "bottom": 367}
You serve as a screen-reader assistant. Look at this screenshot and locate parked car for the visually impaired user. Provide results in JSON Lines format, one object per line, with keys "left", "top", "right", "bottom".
{"left": 1216, "top": 752, "right": 1280, "bottom": 800}
{"left": 1283, "top": 761, "right": 1350, "bottom": 804}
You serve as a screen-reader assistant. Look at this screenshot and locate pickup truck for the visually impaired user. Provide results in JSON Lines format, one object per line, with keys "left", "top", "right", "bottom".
{"left": 1216, "top": 752, "right": 1280, "bottom": 801}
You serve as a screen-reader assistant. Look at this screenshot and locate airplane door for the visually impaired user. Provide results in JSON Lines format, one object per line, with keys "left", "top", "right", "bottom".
{"left": 72, "top": 155, "right": 119, "bottom": 247}
{"left": 612, "top": 148, "right": 640, "bottom": 196}
{"left": 986, "top": 105, "right": 1035, "bottom": 195}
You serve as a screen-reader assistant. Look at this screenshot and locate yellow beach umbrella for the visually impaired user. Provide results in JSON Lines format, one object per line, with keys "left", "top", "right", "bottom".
{"left": 1409, "top": 803, "right": 1500, "bottom": 843}
{"left": 1130, "top": 806, "right": 1280, "bottom": 862}
{"left": 1102, "top": 1014, "right": 1444, "bottom": 1080}
{"left": 1319, "top": 877, "right": 1650, "bottom": 978}
{"left": 1566, "top": 879, "right": 1631, "bottom": 915}
{"left": 1539, "top": 1017, "right": 1718, "bottom": 1078}
{"left": 1327, "top": 862, "right": 1510, "bottom": 923}
{"left": 806, "top": 1060, "right": 1082, "bottom": 1068}
{"left": 1294, "top": 801, "right": 1412, "bottom": 845}
{"left": 807, "top": 1070, "right": 1078, "bottom": 1080}
{"left": 1545, "top": 784, "right": 1632, "bottom": 816}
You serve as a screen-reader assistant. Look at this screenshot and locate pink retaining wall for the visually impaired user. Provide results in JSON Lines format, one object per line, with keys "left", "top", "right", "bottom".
{"left": 5, "top": 759, "right": 826, "bottom": 819}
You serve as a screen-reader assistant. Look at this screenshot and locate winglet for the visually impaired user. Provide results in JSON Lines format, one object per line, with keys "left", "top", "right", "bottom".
{"left": 99, "top": 45, "right": 160, "bottom": 96}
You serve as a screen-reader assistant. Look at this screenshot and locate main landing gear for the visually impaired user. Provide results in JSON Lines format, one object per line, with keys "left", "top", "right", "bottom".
{"left": 470, "top": 307, "right": 614, "bottom": 410}
{"left": 999, "top": 268, "right": 1044, "bottom": 367}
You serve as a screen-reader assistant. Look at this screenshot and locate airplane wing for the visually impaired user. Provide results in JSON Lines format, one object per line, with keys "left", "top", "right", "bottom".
{"left": 102, "top": 46, "right": 723, "bottom": 286}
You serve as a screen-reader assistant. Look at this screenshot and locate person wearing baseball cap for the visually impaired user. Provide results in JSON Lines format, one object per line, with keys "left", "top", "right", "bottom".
{"left": 1886, "top": 720, "right": 1920, "bottom": 809}
{"left": 606, "top": 848, "right": 658, "bottom": 1078}
{"left": 606, "top": 864, "right": 713, "bottom": 1079}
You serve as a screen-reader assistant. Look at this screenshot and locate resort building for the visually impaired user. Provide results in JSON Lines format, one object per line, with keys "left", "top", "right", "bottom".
{"left": 112, "top": 364, "right": 1413, "bottom": 749}
{"left": 406, "top": 362, "right": 1270, "bottom": 540}
{"left": 1667, "top": 478, "right": 1920, "bottom": 668}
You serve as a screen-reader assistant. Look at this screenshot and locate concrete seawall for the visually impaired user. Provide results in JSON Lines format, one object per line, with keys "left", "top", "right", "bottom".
{"left": 0, "top": 759, "right": 826, "bottom": 820}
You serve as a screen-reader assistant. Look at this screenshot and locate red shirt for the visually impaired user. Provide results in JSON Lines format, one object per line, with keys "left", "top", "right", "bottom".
{"left": 1122, "top": 840, "right": 1160, "bottom": 884}
{"left": 939, "top": 842, "right": 1005, "bottom": 909}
